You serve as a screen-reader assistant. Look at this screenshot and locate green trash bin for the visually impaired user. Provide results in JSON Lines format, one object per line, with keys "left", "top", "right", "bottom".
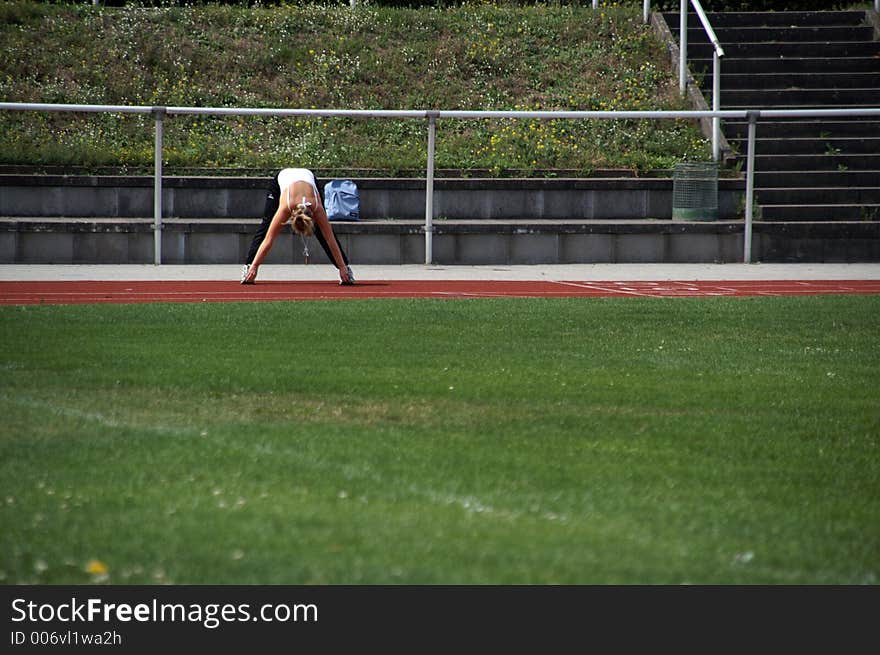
{"left": 672, "top": 161, "right": 719, "bottom": 221}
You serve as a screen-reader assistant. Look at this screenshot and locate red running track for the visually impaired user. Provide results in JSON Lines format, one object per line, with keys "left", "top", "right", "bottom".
{"left": 1, "top": 279, "right": 879, "bottom": 305}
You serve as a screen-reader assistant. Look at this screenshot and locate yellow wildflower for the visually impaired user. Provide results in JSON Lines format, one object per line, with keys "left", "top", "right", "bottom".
{"left": 85, "top": 559, "right": 108, "bottom": 575}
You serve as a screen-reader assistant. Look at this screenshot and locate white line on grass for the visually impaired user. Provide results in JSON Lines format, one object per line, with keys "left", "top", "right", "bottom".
{"left": 1, "top": 393, "right": 202, "bottom": 438}
{"left": 252, "top": 445, "right": 573, "bottom": 525}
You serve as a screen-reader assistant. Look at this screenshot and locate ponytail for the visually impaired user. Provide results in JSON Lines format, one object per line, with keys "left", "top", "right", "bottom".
{"left": 290, "top": 198, "right": 315, "bottom": 236}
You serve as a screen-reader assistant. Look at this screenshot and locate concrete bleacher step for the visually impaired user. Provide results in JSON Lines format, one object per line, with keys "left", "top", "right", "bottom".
{"left": 0, "top": 216, "right": 753, "bottom": 265}
{"left": 719, "top": 72, "right": 880, "bottom": 90}
{"left": 726, "top": 137, "right": 880, "bottom": 156}
{"left": 754, "top": 170, "right": 880, "bottom": 188}
{"left": 689, "top": 57, "right": 880, "bottom": 75}
{"left": 683, "top": 41, "right": 880, "bottom": 59}
{"left": 723, "top": 118, "right": 880, "bottom": 139}
{"left": 758, "top": 204, "right": 880, "bottom": 221}
{"left": 678, "top": 25, "right": 874, "bottom": 43}
{"left": 756, "top": 187, "right": 880, "bottom": 205}
{"left": 722, "top": 88, "right": 880, "bottom": 106}
{"left": 667, "top": 10, "right": 867, "bottom": 28}
{"left": 738, "top": 153, "right": 880, "bottom": 171}
{"left": 14, "top": 214, "right": 880, "bottom": 263}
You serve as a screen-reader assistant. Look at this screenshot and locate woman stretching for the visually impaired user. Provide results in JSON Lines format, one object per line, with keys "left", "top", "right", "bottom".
{"left": 241, "top": 168, "right": 354, "bottom": 285}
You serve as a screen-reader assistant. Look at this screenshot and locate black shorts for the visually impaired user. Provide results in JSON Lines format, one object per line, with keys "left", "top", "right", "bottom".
{"left": 262, "top": 172, "right": 283, "bottom": 221}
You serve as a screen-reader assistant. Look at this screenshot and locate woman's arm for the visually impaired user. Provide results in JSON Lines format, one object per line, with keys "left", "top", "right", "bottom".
{"left": 243, "top": 203, "right": 290, "bottom": 283}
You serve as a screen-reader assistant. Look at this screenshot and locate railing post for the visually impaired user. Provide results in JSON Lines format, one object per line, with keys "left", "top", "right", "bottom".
{"left": 712, "top": 50, "right": 721, "bottom": 162}
{"left": 644, "top": 0, "right": 650, "bottom": 24}
{"left": 425, "top": 112, "right": 438, "bottom": 266}
{"left": 744, "top": 110, "right": 759, "bottom": 264}
{"left": 679, "top": 0, "right": 688, "bottom": 96}
{"left": 152, "top": 106, "right": 165, "bottom": 266}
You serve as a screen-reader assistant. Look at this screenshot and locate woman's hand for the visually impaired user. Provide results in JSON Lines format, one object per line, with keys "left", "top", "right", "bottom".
{"left": 244, "top": 264, "right": 259, "bottom": 284}
{"left": 339, "top": 265, "right": 354, "bottom": 285}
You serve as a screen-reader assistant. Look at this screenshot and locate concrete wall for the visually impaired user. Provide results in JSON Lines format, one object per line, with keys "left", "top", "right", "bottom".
{"left": 3, "top": 174, "right": 877, "bottom": 264}
{"left": 0, "top": 174, "right": 744, "bottom": 220}
{"left": 4, "top": 216, "right": 878, "bottom": 264}
{"left": 0, "top": 221, "right": 740, "bottom": 265}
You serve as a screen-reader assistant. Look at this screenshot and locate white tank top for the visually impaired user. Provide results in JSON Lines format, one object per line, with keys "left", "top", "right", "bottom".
{"left": 277, "top": 168, "right": 319, "bottom": 211}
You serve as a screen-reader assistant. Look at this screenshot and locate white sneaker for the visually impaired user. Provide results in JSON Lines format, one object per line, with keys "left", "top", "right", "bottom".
{"left": 240, "top": 264, "right": 252, "bottom": 285}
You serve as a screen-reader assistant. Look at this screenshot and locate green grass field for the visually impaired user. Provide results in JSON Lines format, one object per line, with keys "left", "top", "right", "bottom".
{"left": 1, "top": 295, "right": 878, "bottom": 585}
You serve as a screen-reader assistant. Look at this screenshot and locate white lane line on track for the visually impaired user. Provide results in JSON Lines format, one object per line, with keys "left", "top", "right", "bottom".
{"left": 552, "top": 281, "right": 659, "bottom": 297}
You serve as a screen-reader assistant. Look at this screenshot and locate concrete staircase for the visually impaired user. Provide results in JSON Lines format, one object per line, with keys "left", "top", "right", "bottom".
{"left": 664, "top": 9, "right": 880, "bottom": 223}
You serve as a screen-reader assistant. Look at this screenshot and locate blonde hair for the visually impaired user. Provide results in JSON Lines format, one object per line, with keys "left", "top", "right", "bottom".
{"left": 290, "top": 202, "right": 314, "bottom": 236}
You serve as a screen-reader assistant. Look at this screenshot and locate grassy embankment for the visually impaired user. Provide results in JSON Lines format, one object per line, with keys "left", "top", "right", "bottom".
{"left": 0, "top": 1, "right": 710, "bottom": 176}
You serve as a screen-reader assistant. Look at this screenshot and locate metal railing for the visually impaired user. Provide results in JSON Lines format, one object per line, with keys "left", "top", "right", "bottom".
{"left": 2, "top": 102, "right": 880, "bottom": 266}
{"left": 641, "top": 0, "right": 880, "bottom": 157}
{"left": 677, "top": 0, "right": 725, "bottom": 162}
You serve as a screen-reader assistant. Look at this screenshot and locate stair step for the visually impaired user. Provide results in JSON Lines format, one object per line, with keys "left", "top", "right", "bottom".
{"left": 758, "top": 204, "right": 880, "bottom": 221}
{"left": 689, "top": 57, "right": 880, "bottom": 75}
{"left": 722, "top": 104, "right": 880, "bottom": 112}
{"left": 684, "top": 41, "right": 880, "bottom": 58}
{"left": 721, "top": 88, "right": 880, "bottom": 106}
{"left": 715, "top": 72, "right": 880, "bottom": 90}
{"left": 664, "top": 11, "right": 868, "bottom": 28}
{"left": 664, "top": 9, "right": 880, "bottom": 222}
{"left": 670, "top": 25, "right": 875, "bottom": 43}
{"left": 754, "top": 170, "right": 880, "bottom": 187}
{"left": 724, "top": 119, "right": 880, "bottom": 139}
{"left": 727, "top": 137, "right": 880, "bottom": 155}
{"left": 737, "top": 153, "right": 880, "bottom": 171}
{"left": 756, "top": 187, "right": 880, "bottom": 204}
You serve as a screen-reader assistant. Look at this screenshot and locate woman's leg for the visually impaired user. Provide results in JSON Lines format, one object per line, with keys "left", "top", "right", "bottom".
{"left": 245, "top": 174, "right": 282, "bottom": 264}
